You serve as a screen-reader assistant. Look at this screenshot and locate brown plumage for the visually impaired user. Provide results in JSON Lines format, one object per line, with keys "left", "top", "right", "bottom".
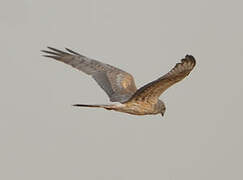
{"left": 42, "top": 47, "right": 196, "bottom": 117}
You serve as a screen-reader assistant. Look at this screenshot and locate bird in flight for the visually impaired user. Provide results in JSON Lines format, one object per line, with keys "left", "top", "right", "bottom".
{"left": 42, "top": 47, "right": 196, "bottom": 117}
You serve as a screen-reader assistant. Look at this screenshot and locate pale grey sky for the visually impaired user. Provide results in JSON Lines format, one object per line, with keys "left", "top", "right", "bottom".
{"left": 1, "top": 0, "right": 243, "bottom": 180}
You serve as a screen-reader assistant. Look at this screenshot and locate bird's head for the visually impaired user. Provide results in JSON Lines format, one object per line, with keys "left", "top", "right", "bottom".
{"left": 158, "top": 100, "right": 166, "bottom": 117}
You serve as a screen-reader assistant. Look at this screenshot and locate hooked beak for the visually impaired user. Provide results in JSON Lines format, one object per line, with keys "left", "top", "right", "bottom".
{"left": 161, "top": 112, "right": 164, "bottom": 117}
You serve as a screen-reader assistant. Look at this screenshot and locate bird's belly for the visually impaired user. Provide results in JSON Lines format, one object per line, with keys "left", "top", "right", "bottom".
{"left": 115, "top": 102, "right": 156, "bottom": 115}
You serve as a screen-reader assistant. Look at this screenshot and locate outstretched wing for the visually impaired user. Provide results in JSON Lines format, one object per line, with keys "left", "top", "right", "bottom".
{"left": 42, "top": 47, "right": 137, "bottom": 102}
{"left": 128, "top": 55, "right": 196, "bottom": 104}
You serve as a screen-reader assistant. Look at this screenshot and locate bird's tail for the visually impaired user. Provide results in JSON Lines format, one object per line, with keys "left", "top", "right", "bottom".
{"left": 72, "top": 104, "right": 115, "bottom": 110}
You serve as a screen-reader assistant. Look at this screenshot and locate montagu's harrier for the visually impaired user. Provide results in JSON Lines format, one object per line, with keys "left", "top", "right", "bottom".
{"left": 42, "top": 47, "right": 196, "bottom": 116}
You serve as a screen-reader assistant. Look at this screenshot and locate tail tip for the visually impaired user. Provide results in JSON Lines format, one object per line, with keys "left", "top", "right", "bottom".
{"left": 72, "top": 104, "right": 80, "bottom": 107}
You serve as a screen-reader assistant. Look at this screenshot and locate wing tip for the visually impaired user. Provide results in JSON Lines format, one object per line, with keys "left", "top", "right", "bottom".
{"left": 41, "top": 46, "right": 85, "bottom": 58}
{"left": 65, "top": 48, "right": 83, "bottom": 56}
{"left": 185, "top": 54, "right": 196, "bottom": 62}
{"left": 182, "top": 54, "right": 196, "bottom": 68}
{"left": 41, "top": 47, "right": 67, "bottom": 59}
{"left": 42, "top": 55, "right": 59, "bottom": 60}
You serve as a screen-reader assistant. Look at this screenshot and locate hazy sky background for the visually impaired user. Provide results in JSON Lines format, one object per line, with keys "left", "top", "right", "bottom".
{"left": 1, "top": 0, "right": 243, "bottom": 179}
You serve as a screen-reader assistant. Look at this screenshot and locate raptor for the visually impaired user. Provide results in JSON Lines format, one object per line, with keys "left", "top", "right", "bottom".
{"left": 42, "top": 47, "right": 196, "bottom": 117}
